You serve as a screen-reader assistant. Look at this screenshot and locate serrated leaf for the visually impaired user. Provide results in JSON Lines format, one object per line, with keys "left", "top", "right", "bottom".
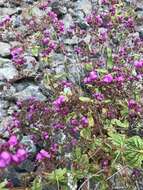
{"left": 108, "top": 133, "right": 126, "bottom": 147}
{"left": 125, "top": 136, "right": 143, "bottom": 167}
{"left": 111, "top": 119, "right": 129, "bottom": 128}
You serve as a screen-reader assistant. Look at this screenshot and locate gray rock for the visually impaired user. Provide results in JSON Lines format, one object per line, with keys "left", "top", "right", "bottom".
{"left": 64, "top": 36, "right": 78, "bottom": 45}
{"left": 0, "top": 63, "right": 18, "bottom": 80}
{"left": 0, "top": 85, "right": 16, "bottom": 101}
{"left": 12, "top": 15, "right": 22, "bottom": 28}
{"left": 21, "top": 136, "right": 36, "bottom": 153}
{"left": 0, "top": 8, "right": 16, "bottom": 17}
{"left": 63, "top": 14, "right": 74, "bottom": 29}
{"left": 0, "top": 58, "right": 11, "bottom": 66}
{"left": 14, "top": 82, "right": 30, "bottom": 92}
{"left": 52, "top": 1, "right": 67, "bottom": 16}
{"left": 0, "top": 100, "right": 9, "bottom": 120}
{"left": 75, "top": 0, "right": 92, "bottom": 15}
{"left": 23, "top": 55, "right": 39, "bottom": 75}
{"left": 0, "top": 117, "right": 10, "bottom": 137}
{"left": 0, "top": 42, "right": 11, "bottom": 57}
{"left": 2, "top": 30, "right": 16, "bottom": 42}
{"left": 15, "top": 85, "right": 46, "bottom": 101}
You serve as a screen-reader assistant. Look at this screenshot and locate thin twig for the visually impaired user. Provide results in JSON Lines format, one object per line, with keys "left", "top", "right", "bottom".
{"left": 78, "top": 170, "right": 104, "bottom": 190}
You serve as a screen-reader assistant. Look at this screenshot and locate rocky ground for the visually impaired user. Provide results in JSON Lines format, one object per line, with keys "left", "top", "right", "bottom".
{"left": 0, "top": 0, "right": 143, "bottom": 189}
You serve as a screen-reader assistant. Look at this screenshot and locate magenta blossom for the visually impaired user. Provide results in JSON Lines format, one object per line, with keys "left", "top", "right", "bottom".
{"left": 8, "top": 135, "right": 18, "bottom": 147}
{"left": 0, "top": 151, "right": 11, "bottom": 166}
{"left": 36, "top": 149, "right": 51, "bottom": 161}
{"left": 134, "top": 60, "right": 143, "bottom": 69}
{"left": 102, "top": 74, "right": 113, "bottom": 83}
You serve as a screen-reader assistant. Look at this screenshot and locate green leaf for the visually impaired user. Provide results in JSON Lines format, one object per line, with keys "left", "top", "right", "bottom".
{"left": 80, "top": 154, "right": 89, "bottom": 165}
{"left": 125, "top": 136, "right": 143, "bottom": 167}
{"left": 107, "top": 47, "right": 113, "bottom": 69}
{"left": 84, "top": 63, "right": 93, "bottom": 71}
{"left": 75, "top": 147, "right": 82, "bottom": 160}
{"left": 108, "top": 133, "right": 126, "bottom": 147}
{"left": 111, "top": 119, "right": 129, "bottom": 128}
{"left": 80, "top": 128, "right": 91, "bottom": 140}
{"left": 88, "top": 113, "right": 94, "bottom": 127}
{"left": 31, "top": 46, "right": 40, "bottom": 57}
{"left": 47, "top": 168, "right": 67, "bottom": 184}
{"left": 31, "top": 177, "right": 42, "bottom": 190}
{"left": 79, "top": 97, "right": 93, "bottom": 103}
{"left": 0, "top": 180, "right": 8, "bottom": 190}
{"left": 96, "top": 68, "right": 108, "bottom": 74}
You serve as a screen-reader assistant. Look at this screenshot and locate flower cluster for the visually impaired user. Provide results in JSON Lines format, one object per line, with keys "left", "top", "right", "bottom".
{"left": 10, "top": 47, "right": 25, "bottom": 65}
{"left": 0, "top": 135, "right": 27, "bottom": 168}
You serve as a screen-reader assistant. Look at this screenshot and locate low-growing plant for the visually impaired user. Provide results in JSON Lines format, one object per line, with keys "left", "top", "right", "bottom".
{"left": 0, "top": 0, "right": 143, "bottom": 189}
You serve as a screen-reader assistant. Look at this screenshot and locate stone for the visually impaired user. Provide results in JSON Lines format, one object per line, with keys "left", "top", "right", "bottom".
{"left": 15, "top": 85, "right": 46, "bottom": 101}
{"left": 0, "top": 100, "right": 9, "bottom": 120}
{"left": 52, "top": 1, "right": 67, "bottom": 17}
{"left": 21, "top": 136, "right": 36, "bottom": 153}
{"left": 64, "top": 36, "right": 78, "bottom": 45}
{"left": 75, "top": 0, "right": 92, "bottom": 15}
{"left": 63, "top": 14, "right": 74, "bottom": 29}
{"left": 2, "top": 30, "right": 16, "bottom": 42}
{"left": 0, "top": 63, "right": 18, "bottom": 80}
{"left": 0, "top": 117, "right": 11, "bottom": 137}
{"left": 23, "top": 55, "right": 39, "bottom": 75}
{"left": 0, "top": 8, "right": 16, "bottom": 17}
{"left": 0, "top": 42, "right": 11, "bottom": 57}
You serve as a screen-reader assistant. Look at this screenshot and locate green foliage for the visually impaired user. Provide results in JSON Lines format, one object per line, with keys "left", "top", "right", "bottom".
{"left": 106, "top": 47, "right": 113, "bottom": 69}
{"left": 80, "top": 128, "right": 91, "bottom": 140}
{"left": 125, "top": 136, "right": 143, "bottom": 167}
{"left": 0, "top": 180, "right": 8, "bottom": 190}
{"left": 111, "top": 119, "right": 129, "bottom": 128}
{"left": 31, "top": 177, "right": 42, "bottom": 190}
{"left": 79, "top": 96, "right": 93, "bottom": 102}
{"left": 47, "top": 168, "right": 67, "bottom": 184}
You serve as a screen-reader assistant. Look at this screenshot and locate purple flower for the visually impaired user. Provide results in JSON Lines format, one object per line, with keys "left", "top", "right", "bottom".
{"left": 93, "top": 93, "right": 104, "bottom": 101}
{"left": 128, "top": 99, "right": 137, "bottom": 109}
{"left": 0, "top": 159, "right": 6, "bottom": 168}
{"left": 36, "top": 149, "right": 50, "bottom": 161}
{"left": 8, "top": 135, "right": 18, "bottom": 147}
{"left": 115, "top": 76, "right": 124, "bottom": 83}
{"left": 84, "top": 71, "right": 98, "bottom": 84}
{"left": 11, "top": 47, "right": 23, "bottom": 57}
{"left": 42, "top": 37, "right": 50, "bottom": 45}
{"left": 124, "top": 17, "right": 134, "bottom": 28}
{"left": 53, "top": 95, "right": 65, "bottom": 108}
{"left": 134, "top": 60, "right": 143, "bottom": 69}
{"left": 50, "top": 144, "right": 58, "bottom": 153}
{"left": 40, "top": 150, "right": 51, "bottom": 158}
{"left": 70, "top": 119, "right": 79, "bottom": 126}
{"left": 43, "top": 132, "right": 49, "bottom": 140}
{"left": 0, "top": 151, "right": 11, "bottom": 165}
{"left": 89, "top": 71, "right": 98, "bottom": 80}
{"left": 81, "top": 116, "right": 88, "bottom": 127}
{"left": 53, "top": 123, "right": 65, "bottom": 129}
{"left": 11, "top": 154, "right": 20, "bottom": 164}
{"left": 102, "top": 74, "right": 113, "bottom": 83}
{"left": 16, "top": 149, "right": 27, "bottom": 162}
